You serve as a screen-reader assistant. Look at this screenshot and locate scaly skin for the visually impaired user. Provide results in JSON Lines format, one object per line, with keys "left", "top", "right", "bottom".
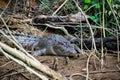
{"left": 0, "top": 33, "right": 81, "bottom": 56}
{"left": 32, "top": 34, "right": 82, "bottom": 56}
{"left": 0, "top": 34, "right": 40, "bottom": 49}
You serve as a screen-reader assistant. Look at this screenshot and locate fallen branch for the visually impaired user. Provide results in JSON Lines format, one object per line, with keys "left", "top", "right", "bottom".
{"left": 0, "top": 48, "right": 48, "bottom": 80}
{"left": 0, "top": 42, "right": 66, "bottom": 80}
{"left": 32, "top": 12, "right": 89, "bottom": 23}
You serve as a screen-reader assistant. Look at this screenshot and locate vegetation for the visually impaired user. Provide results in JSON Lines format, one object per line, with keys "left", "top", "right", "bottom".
{"left": 39, "top": 0, "right": 120, "bottom": 37}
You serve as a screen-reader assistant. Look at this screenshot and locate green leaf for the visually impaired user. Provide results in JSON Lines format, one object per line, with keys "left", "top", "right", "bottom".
{"left": 108, "top": 0, "right": 113, "bottom": 4}
{"left": 90, "top": 16, "right": 98, "bottom": 22}
{"left": 90, "top": 16, "right": 95, "bottom": 20}
{"left": 84, "top": 0, "right": 91, "bottom": 3}
{"left": 84, "top": 5, "right": 89, "bottom": 10}
{"left": 95, "top": 3, "right": 100, "bottom": 8}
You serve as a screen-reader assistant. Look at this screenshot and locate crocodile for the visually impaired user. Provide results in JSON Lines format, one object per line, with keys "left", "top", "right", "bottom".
{"left": 0, "top": 32, "right": 81, "bottom": 56}
{"left": 32, "top": 34, "right": 81, "bottom": 56}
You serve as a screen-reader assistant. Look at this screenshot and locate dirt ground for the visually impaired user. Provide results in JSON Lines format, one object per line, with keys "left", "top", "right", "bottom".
{"left": 0, "top": 53, "right": 120, "bottom": 80}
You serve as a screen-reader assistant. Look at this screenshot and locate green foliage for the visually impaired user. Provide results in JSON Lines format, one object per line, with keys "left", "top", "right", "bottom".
{"left": 38, "top": 0, "right": 119, "bottom": 36}
{"left": 84, "top": 0, "right": 91, "bottom": 9}
{"left": 63, "top": 1, "right": 78, "bottom": 14}
{"left": 108, "top": 0, "right": 113, "bottom": 4}
{"left": 84, "top": 0, "right": 119, "bottom": 24}
{"left": 39, "top": 0, "right": 55, "bottom": 14}
{"left": 90, "top": 16, "right": 99, "bottom": 22}
{"left": 84, "top": 0, "right": 91, "bottom": 3}
{"left": 39, "top": 0, "right": 77, "bottom": 15}
{"left": 39, "top": 0, "right": 49, "bottom": 10}
{"left": 83, "top": 0, "right": 120, "bottom": 36}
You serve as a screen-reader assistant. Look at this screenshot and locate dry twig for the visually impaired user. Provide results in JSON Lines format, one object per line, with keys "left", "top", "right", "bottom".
{"left": 0, "top": 42, "right": 67, "bottom": 80}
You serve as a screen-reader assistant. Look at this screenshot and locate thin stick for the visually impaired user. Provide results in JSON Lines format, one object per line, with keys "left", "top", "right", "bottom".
{"left": 86, "top": 52, "right": 94, "bottom": 80}
{"left": 102, "top": 0, "right": 106, "bottom": 37}
{"left": 106, "top": 0, "right": 120, "bottom": 30}
{"left": 44, "top": 23, "right": 72, "bottom": 37}
{"left": 0, "top": 61, "right": 12, "bottom": 68}
{"left": 52, "top": 0, "right": 69, "bottom": 16}
{"left": 0, "top": 0, "right": 12, "bottom": 16}
{"left": 72, "top": 0, "right": 97, "bottom": 50}
{"left": 70, "top": 73, "right": 92, "bottom": 80}
{"left": 82, "top": 70, "right": 120, "bottom": 74}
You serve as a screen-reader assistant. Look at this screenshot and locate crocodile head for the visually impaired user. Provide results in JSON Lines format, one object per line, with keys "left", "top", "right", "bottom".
{"left": 53, "top": 41, "right": 77, "bottom": 56}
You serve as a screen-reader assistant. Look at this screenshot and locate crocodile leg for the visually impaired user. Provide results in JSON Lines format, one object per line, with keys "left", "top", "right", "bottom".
{"left": 33, "top": 48, "right": 46, "bottom": 56}
{"left": 74, "top": 45, "right": 82, "bottom": 53}
{"left": 33, "top": 46, "right": 57, "bottom": 56}
{"left": 47, "top": 46, "right": 57, "bottom": 55}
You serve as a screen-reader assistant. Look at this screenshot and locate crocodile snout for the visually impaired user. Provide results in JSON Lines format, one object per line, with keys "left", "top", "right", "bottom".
{"left": 68, "top": 48, "right": 77, "bottom": 54}
{"left": 65, "top": 45, "right": 77, "bottom": 54}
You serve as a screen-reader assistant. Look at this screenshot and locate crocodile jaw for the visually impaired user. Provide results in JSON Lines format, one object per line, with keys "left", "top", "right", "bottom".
{"left": 33, "top": 48, "right": 46, "bottom": 56}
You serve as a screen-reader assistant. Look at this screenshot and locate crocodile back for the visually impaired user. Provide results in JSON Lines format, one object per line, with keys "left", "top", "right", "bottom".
{"left": 0, "top": 35, "right": 40, "bottom": 49}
